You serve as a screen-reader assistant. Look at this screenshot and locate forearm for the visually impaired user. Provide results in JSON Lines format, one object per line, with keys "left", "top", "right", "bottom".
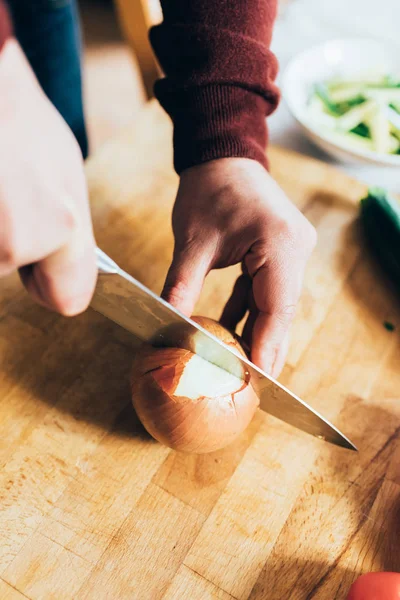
{"left": 150, "top": 0, "right": 280, "bottom": 174}
{"left": 0, "top": 1, "right": 12, "bottom": 52}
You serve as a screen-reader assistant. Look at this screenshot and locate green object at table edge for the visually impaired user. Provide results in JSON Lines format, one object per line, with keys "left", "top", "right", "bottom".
{"left": 360, "top": 187, "right": 400, "bottom": 294}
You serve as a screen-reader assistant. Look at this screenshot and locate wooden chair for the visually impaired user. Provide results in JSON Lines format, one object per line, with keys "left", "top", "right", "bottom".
{"left": 113, "top": 0, "right": 162, "bottom": 99}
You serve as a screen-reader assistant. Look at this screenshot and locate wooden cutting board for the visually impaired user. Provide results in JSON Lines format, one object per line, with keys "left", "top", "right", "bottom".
{"left": 0, "top": 101, "right": 399, "bottom": 600}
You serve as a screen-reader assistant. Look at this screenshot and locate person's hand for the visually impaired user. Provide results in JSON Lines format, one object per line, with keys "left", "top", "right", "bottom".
{"left": 162, "top": 158, "right": 317, "bottom": 377}
{"left": 0, "top": 40, "right": 96, "bottom": 315}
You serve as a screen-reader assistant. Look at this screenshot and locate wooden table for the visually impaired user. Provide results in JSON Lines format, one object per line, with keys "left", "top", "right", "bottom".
{"left": 0, "top": 101, "right": 399, "bottom": 600}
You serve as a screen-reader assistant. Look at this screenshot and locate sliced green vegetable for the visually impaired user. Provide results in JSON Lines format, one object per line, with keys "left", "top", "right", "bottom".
{"left": 365, "top": 88, "right": 400, "bottom": 104}
{"left": 390, "top": 102, "right": 400, "bottom": 114}
{"left": 308, "top": 75, "right": 400, "bottom": 156}
{"left": 381, "top": 74, "right": 400, "bottom": 88}
{"left": 313, "top": 83, "right": 342, "bottom": 115}
{"left": 328, "top": 76, "right": 394, "bottom": 91}
{"left": 329, "top": 86, "right": 365, "bottom": 104}
{"left": 335, "top": 100, "right": 376, "bottom": 132}
{"left": 320, "top": 129, "right": 375, "bottom": 152}
{"left": 313, "top": 83, "right": 365, "bottom": 116}
{"left": 367, "top": 104, "right": 393, "bottom": 153}
{"left": 389, "top": 135, "right": 400, "bottom": 153}
{"left": 351, "top": 123, "right": 370, "bottom": 138}
{"left": 389, "top": 123, "right": 400, "bottom": 143}
{"left": 320, "top": 126, "right": 400, "bottom": 154}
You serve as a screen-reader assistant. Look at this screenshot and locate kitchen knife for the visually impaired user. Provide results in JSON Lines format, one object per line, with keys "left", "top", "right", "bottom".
{"left": 92, "top": 248, "right": 357, "bottom": 451}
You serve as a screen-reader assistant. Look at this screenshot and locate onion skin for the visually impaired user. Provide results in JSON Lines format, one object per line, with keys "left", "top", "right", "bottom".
{"left": 131, "top": 316, "right": 259, "bottom": 454}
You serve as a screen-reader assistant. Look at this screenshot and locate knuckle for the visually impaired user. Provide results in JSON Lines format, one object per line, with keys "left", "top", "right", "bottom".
{"left": 273, "top": 304, "right": 297, "bottom": 327}
{"left": 301, "top": 219, "right": 318, "bottom": 253}
{"left": 279, "top": 303, "right": 297, "bottom": 319}
{"left": 60, "top": 201, "right": 79, "bottom": 234}
{"left": 173, "top": 233, "right": 201, "bottom": 256}
{"left": 273, "top": 216, "right": 295, "bottom": 241}
{"left": 162, "top": 279, "right": 188, "bottom": 306}
{"left": 0, "top": 238, "right": 18, "bottom": 269}
{"left": 276, "top": 215, "right": 317, "bottom": 256}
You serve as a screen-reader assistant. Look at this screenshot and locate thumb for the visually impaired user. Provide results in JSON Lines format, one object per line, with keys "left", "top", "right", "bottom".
{"left": 162, "top": 242, "right": 213, "bottom": 316}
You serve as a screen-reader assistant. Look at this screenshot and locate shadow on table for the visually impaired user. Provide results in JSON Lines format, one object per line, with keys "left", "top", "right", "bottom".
{"left": 249, "top": 399, "right": 400, "bottom": 599}
{"left": 345, "top": 228, "right": 400, "bottom": 326}
{"left": 2, "top": 275, "right": 399, "bottom": 596}
{"left": 2, "top": 288, "right": 153, "bottom": 442}
{"left": 305, "top": 189, "right": 400, "bottom": 326}
{"left": 305, "top": 189, "right": 361, "bottom": 212}
{"left": 248, "top": 557, "right": 358, "bottom": 600}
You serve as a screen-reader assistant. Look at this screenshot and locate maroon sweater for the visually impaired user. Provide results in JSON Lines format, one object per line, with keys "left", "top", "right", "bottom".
{"left": 0, "top": 1, "right": 11, "bottom": 51}
{"left": 0, "top": 0, "right": 279, "bottom": 173}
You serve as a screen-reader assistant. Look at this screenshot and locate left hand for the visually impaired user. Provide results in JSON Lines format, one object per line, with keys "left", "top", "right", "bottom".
{"left": 162, "top": 158, "right": 317, "bottom": 377}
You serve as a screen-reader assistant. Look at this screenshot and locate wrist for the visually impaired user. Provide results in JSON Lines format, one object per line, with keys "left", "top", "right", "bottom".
{"left": 180, "top": 156, "right": 268, "bottom": 181}
{"left": 155, "top": 83, "right": 273, "bottom": 174}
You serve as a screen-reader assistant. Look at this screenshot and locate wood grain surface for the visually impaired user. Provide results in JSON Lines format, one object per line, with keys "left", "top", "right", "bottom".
{"left": 0, "top": 101, "right": 399, "bottom": 600}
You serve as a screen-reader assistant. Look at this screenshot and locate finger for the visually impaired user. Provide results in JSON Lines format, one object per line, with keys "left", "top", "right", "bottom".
{"left": 250, "top": 253, "right": 305, "bottom": 374}
{"left": 233, "top": 334, "right": 251, "bottom": 359}
{"left": 220, "top": 274, "right": 252, "bottom": 331}
{"left": 271, "top": 331, "right": 290, "bottom": 379}
{"left": 242, "top": 308, "right": 258, "bottom": 350}
{"left": 21, "top": 193, "right": 97, "bottom": 316}
{"left": 241, "top": 289, "right": 258, "bottom": 348}
{"left": 22, "top": 243, "right": 97, "bottom": 316}
{"left": 19, "top": 264, "right": 51, "bottom": 310}
{"left": 162, "top": 242, "right": 214, "bottom": 316}
{"left": 0, "top": 190, "right": 74, "bottom": 277}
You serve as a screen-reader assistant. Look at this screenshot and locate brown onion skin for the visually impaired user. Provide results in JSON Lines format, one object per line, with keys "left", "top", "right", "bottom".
{"left": 131, "top": 316, "right": 259, "bottom": 454}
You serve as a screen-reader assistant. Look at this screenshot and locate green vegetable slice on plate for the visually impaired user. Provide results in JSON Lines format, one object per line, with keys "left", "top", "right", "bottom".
{"left": 309, "top": 76, "right": 400, "bottom": 155}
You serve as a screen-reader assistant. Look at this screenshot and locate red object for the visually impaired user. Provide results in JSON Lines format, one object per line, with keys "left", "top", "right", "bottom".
{"left": 347, "top": 573, "right": 400, "bottom": 600}
{"left": 151, "top": 0, "right": 280, "bottom": 173}
{"left": 0, "top": 0, "right": 12, "bottom": 52}
{"left": 0, "top": 0, "right": 279, "bottom": 174}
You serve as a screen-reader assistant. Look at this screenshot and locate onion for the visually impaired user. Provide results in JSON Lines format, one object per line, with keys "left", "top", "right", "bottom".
{"left": 131, "top": 316, "right": 259, "bottom": 453}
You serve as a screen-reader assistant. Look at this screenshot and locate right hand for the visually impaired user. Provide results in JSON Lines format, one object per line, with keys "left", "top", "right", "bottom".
{"left": 162, "top": 158, "right": 316, "bottom": 377}
{"left": 0, "top": 39, "right": 97, "bottom": 315}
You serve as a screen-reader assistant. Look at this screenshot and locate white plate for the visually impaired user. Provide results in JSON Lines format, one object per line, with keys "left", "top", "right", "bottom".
{"left": 282, "top": 37, "right": 400, "bottom": 167}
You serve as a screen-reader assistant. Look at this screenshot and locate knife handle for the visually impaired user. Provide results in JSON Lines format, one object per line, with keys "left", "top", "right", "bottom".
{"left": 96, "top": 248, "right": 119, "bottom": 274}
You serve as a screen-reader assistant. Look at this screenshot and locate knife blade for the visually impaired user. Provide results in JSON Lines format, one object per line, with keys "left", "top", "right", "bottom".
{"left": 91, "top": 248, "right": 357, "bottom": 451}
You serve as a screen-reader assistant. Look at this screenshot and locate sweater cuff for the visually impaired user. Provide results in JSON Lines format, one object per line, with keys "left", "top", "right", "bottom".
{"left": 154, "top": 82, "right": 275, "bottom": 174}
{"left": 0, "top": 2, "right": 12, "bottom": 52}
